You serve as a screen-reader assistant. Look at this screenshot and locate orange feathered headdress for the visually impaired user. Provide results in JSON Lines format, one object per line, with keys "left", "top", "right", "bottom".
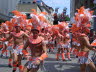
{"left": 72, "top": 6, "right": 93, "bottom": 34}
{"left": 31, "top": 9, "right": 37, "bottom": 15}
{"left": 75, "top": 6, "right": 93, "bottom": 26}
{"left": 11, "top": 10, "right": 21, "bottom": 16}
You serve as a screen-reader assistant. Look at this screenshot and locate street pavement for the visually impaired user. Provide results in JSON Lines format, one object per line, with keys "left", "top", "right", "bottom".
{"left": 0, "top": 50, "right": 95, "bottom": 72}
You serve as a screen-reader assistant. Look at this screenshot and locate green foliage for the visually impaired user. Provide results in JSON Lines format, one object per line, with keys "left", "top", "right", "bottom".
{"left": 65, "top": 16, "right": 70, "bottom": 21}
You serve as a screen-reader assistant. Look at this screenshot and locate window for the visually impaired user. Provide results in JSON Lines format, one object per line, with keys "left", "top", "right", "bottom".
{"left": 19, "top": 0, "right": 22, "bottom": 3}
{"left": 28, "top": 2, "right": 31, "bottom": 4}
{"left": 8, "top": 12, "right": 14, "bottom": 16}
{"left": 23, "top": 2, "right": 26, "bottom": 4}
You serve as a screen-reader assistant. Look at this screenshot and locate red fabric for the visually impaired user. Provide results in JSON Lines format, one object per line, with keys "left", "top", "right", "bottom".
{"left": 56, "top": 53, "right": 59, "bottom": 60}
{"left": 22, "top": 50, "right": 29, "bottom": 55}
{"left": 66, "top": 52, "right": 70, "bottom": 59}
{"left": 0, "top": 45, "right": 3, "bottom": 48}
{"left": 12, "top": 31, "right": 24, "bottom": 37}
{"left": 29, "top": 36, "right": 44, "bottom": 44}
{"left": 19, "top": 65, "right": 24, "bottom": 71}
{"left": 39, "top": 53, "right": 48, "bottom": 60}
{"left": 61, "top": 53, "right": 65, "bottom": 60}
{"left": 77, "top": 51, "right": 88, "bottom": 57}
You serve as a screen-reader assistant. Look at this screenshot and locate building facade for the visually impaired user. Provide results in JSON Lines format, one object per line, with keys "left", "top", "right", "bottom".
{"left": 19, "top": 0, "right": 34, "bottom": 4}
{"left": 70, "top": 0, "right": 75, "bottom": 19}
{"left": 70, "top": 0, "right": 96, "bottom": 31}
{"left": 17, "top": 0, "right": 54, "bottom": 24}
{"left": 70, "top": 0, "right": 94, "bottom": 18}
{"left": 0, "top": 0, "right": 20, "bottom": 21}
{"left": 0, "top": 0, "right": 54, "bottom": 24}
{"left": 0, "top": 0, "right": 20, "bottom": 16}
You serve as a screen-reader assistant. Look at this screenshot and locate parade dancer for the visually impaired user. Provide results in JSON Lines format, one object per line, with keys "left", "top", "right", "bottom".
{"left": 40, "top": 28, "right": 52, "bottom": 52}
{"left": 22, "top": 28, "right": 48, "bottom": 72}
{"left": 0, "top": 26, "right": 9, "bottom": 58}
{"left": 0, "top": 23, "right": 13, "bottom": 67}
{"left": 75, "top": 32, "right": 96, "bottom": 72}
{"left": 72, "top": 38, "right": 80, "bottom": 58}
{"left": 41, "top": 28, "right": 50, "bottom": 47}
{"left": 48, "top": 37, "right": 55, "bottom": 53}
{"left": 71, "top": 7, "right": 96, "bottom": 72}
{"left": 7, "top": 38, "right": 14, "bottom": 67}
{"left": 0, "top": 26, "right": 29, "bottom": 72}
{"left": 63, "top": 30, "right": 71, "bottom": 61}
{"left": 55, "top": 31, "right": 65, "bottom": 61}
{"left": 0, "top": 27, "right": 3, "bottom": 50}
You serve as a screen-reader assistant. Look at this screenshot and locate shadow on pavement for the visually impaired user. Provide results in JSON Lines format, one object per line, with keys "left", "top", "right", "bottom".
{"left": 45, "top": 57, "right": 56, "bottom": 61}
{"left": 44, "top": 62, "right": 80, "bottom": 72}
{"left": 0, "top": 64, "right": 9, "bottom": 67}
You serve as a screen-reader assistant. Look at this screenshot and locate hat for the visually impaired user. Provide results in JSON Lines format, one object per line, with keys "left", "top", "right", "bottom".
{"left": 71, "top": 6, "right": 93, "bottom": 34}
{"left": 31, "top": 26, "right": 40, "bottom": 33}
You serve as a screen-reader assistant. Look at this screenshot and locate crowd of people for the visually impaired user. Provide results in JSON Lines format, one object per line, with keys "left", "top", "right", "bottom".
{"left": 0, "top": 7, "right": 96, "bottom": 72}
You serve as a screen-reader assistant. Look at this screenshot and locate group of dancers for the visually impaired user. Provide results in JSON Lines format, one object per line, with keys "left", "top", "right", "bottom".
{"left": 0, "top": 6, "right": 96, "bottom": 72}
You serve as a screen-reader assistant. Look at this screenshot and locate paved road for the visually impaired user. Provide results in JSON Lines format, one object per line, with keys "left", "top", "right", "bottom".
{"left": 0, "top": 49, "right": 82, "bottom": 72}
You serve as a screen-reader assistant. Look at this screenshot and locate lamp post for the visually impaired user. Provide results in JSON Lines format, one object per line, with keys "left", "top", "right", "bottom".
{"left": 69, "top": 20, "right": 73, "bottom": 48}
{"left": 63, "top": 7, "right": 67, "bottom": 15}
{"left": 55, "top": 7, "right": 59, "bottom": 14}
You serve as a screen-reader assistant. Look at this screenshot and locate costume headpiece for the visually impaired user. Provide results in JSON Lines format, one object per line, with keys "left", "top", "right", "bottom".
{"left": 71, "top": 6, "right": 93, "bottom": 34}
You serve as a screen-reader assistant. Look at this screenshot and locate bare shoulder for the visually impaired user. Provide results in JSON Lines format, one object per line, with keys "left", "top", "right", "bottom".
{"left": 82, "top": 35, "right": 88, "bottom": 40}
{"left": 41, "top": 39, "right": 46, "bottom": 46}
{"left": 79, "top": 34, "right": 87, "bottom": 39}
{"left": 80, "top": 34, "right": 90, "bottom": 45}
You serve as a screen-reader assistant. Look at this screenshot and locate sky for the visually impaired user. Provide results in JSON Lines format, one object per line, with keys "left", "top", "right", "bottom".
{"left": 42, "top": 0, "right": 70, "bottom": 15}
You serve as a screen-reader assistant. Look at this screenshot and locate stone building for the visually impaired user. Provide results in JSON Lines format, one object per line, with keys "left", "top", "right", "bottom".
{"left": 17, "top": 0, "right": 54, "bottom": 24}
{"left": 70, "top": 0, "right": 94, "bottom": 18}
{"left": 0, "top": 0, "right": 54, "bottom": 24}
{"left": 0, "top": 0, "right": 20, "bottom": 21}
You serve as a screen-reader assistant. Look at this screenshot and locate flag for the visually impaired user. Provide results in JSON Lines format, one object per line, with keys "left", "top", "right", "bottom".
{"left": 55, "top": 8, "right": 59, "bottom": 13}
